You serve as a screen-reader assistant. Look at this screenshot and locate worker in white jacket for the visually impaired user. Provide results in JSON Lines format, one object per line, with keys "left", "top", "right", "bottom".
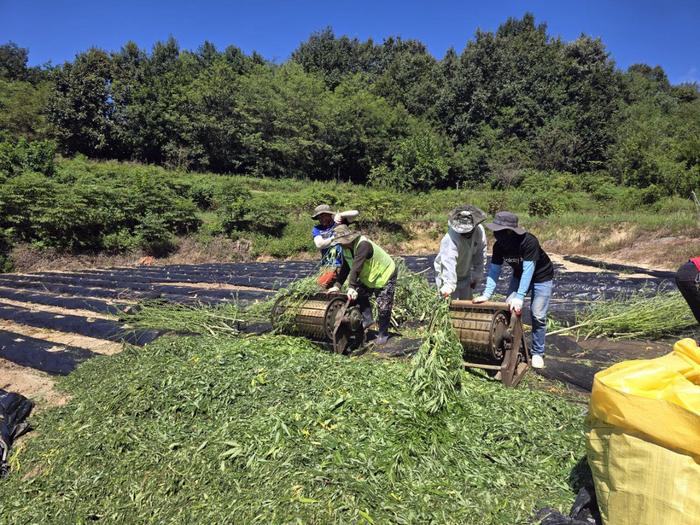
{"left": 434, "top": 205, "right": 488, "bottom": 300}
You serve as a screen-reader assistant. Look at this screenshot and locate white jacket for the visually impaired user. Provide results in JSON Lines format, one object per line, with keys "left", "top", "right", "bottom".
{"left": 434, "top": 224, "right": 487, "bottom": 290}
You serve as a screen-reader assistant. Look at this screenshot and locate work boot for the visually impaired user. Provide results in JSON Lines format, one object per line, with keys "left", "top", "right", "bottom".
{"left": 361, "top": 306, "right": 375, "bottom": 330}
{"left": 376, "top": 314, "right": 391, "bottom": 346}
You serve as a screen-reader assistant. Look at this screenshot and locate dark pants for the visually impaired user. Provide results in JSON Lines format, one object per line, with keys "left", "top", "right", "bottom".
{"left": 676, "top": 261, "right": 700, "bottom": 324}
{"left": 356, "top": 270, "right": 397, "bottom": 318}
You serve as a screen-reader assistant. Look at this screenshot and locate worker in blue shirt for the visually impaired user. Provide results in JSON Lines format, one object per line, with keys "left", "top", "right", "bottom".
{"left": 311, "top": 204, "right": 358, "bottom": 267}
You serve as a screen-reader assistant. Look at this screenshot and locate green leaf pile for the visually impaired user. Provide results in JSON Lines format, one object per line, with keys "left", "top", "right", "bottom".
{"left": 0, "top": 333, "right": 585, "bottom": 524}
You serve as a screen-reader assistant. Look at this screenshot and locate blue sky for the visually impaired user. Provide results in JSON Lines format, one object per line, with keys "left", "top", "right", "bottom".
{"left": 1, "top": 0, "right": 698, "bottom": 84}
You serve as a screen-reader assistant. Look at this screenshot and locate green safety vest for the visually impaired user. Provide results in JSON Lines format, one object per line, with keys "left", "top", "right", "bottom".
{"left": 343, "top": 236, "right": 396, "bottom": 289}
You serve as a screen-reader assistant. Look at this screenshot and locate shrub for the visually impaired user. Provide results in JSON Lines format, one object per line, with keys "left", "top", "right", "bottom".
{"left": 245, "top": 196, "right": 289, "bottom": 236}
{"left": 487, "top": 192, "right": 512, "bottom": 216}
{"left": 135, "top": 213, "right": 177, "bottom": 257}
{"left": 591, "top": 183, "right": 624, "bottom": 203}
{"left": 0, "top": 137, "right": 56, "bottom": 177}
{"left": 186, "top": 178, "right": 219, "bottom": 210}
{"left": 101, "top": 230, "right": 137, "bottom": 253}
{"left": 528, "top": 194, "right": 556, "bottom": 218}
{"left": 355, "top": 190, "right": 405, "bottom": 230}
{"left": 0, "top": 230, "right": 13, "bottom": 272}
{"left": 251, "top": 218, "right": 315, "bottom": 258}
{"left": 217, "top": 180, "right": 252, "bottom": 234}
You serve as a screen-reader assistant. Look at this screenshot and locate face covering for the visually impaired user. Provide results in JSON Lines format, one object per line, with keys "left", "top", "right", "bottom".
{"left": 494, "top": 230, "right": 521, "bottom": 251}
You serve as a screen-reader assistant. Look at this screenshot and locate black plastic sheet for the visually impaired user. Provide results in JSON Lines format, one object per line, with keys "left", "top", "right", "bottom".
{"left": 0, "top": 329, "right": 96, "bottom": 375}
{"left": 0, "top": 286, "right": 127, "bottom": 315}
{"left": 0, "top": 304, "right": 162, "bottom": 346}
{"left": 0, "top": 389, "right": 33, "bottom": 477}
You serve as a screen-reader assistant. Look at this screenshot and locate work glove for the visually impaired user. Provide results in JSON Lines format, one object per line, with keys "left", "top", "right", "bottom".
{"left": 326, "top": 284, "right": 340, "bottom": 294}
{"left": 507, "top": 296, "right": 523, "bottom": 314}
{"left": 472, "top": 295, "right": 489, "bottom": 304}
{"left": 347, "top": 288, "right": 358, "bottom": 302}
{"left": 506, "top": 292, "right": 517, "bottom": 303}
{"left": 334, "top": 212, "right": 342, "bottom": 224}
{"left": 439, "top": 283, "right": 455, "bottom": 298}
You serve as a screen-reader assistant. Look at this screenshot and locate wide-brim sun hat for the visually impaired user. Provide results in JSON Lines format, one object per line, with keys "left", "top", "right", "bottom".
{"left": 484, "top": 211, "right": 526, "bottom": 235}
{"left": 311, "top": 204, "right": 334, "bottom": 219}
{"left": 448, "top": 205, "right": 487, "bottom": 234}
{"left": 329, "top": 224, "right": 361, "bottom": 246}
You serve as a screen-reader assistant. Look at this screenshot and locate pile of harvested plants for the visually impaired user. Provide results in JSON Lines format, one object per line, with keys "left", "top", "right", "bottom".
{"left": 569, "top": 290, "right": 697, "bottom": 340}
{"left": 409, "top": 299, "right": 463, "bottom": 414}
{"left": 0, "top": 333, "right": 585, "bottom": 523}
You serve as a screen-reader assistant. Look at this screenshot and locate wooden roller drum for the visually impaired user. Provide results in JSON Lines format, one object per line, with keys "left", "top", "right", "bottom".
{"left": 271, "top": 292, "right": 365, "bottom": 354}
{"left": 449, "top": 300, "right": 531, "bottom": 387}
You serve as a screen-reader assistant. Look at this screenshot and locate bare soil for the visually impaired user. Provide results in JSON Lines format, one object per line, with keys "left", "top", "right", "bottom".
{"left": 0, "top": 358, "right": 69, "bottom": 409}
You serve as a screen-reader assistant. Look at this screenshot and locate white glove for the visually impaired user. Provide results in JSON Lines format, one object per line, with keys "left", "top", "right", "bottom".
{"left": 507, "top": 296, "right": 523, "bottom": 314}
{"left": 334, "top": 212, "right": 342, "bottom": 224}
{"left": 347, "top": 288, "right": 358, "bottom": 301}
{"left": 327, "top": 284, "right": 340, "bottom": 294}
{"left": 472, "top": 295, "right": 489, "bottom": 304}
{"left": 506, "top": 292, "right": 517, "bottom": 303}
{"left": 439, "top": 283, "right": 455, "bottom": 298}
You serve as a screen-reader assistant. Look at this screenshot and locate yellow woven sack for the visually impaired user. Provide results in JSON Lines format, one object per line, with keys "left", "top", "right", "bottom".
{"left": 585, "top": 338, "right": 700, "bottom": 525}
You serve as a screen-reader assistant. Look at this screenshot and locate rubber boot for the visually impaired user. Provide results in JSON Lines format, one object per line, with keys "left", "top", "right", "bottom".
{"left": 376, "top": 314, "right": 391, "bottom": 346}
{"left": 361, "top": 305, "right": 375, "bottom": 330}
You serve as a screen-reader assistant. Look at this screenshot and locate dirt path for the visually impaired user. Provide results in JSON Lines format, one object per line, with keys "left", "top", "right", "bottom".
{"left": 0, "top": 358, "right": 68, "bottom": 409}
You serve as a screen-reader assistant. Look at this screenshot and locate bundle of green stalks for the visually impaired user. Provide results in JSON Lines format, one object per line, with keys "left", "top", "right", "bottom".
{"left": 572, "top": 290, "right": 696, "bottom": 340}
{"left": 122, "top": 301, "right": 245, "bottom": 337}
{"left": 245, "top": 265, "right": 329, "bottom": 323}
{"left": 390, "top": 260, "right": 441, "bottom": 327}
{"left": 128, "top": 262, "right": 441, "bottom": 338}
{"left": 0, "top": 334, "right": 585, "bottom": 523}
{"left": 409, "top": 299, "right": 464, "bottom": 414}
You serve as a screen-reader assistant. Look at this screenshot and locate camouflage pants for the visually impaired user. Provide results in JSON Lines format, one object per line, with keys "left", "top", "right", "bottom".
{"left": 356, "top": 270, "right": 397, "bottom": 318}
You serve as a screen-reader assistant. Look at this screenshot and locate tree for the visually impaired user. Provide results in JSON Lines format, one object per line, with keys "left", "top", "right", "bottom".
{"left": 291, "top": 27, "right": 377, "bottom": 88}
{"left": 47, "top": 47, "right": 116, "bottom": 156}
{"left": 0, "top": 42, "right": 46, "bottom": 84}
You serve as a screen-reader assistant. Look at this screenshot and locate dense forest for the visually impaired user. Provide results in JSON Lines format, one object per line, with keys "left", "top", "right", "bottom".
{"left": 3, "top": 14, "right": 699, "bottom": 192}
{"left": 0, "top": 14, "right": 699, "bottom": 265}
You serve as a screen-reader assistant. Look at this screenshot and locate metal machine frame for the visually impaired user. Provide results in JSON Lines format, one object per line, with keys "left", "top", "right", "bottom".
{"left": 450, "top": 300, "right": 531, "bottom": 387}
{"left": 271, "top": 292, "right": 365, "bottom": 354}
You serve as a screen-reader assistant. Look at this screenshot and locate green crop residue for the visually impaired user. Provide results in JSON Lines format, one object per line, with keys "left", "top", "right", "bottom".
{"left": 0, "top": 333, "right": 585, "bottom": 524}
{"left": 574, "top": 289, "right": 696, "bottom": 340}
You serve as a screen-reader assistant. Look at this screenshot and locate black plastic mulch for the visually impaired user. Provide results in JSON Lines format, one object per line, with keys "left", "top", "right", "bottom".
{"left": 0, "top": 304, "right": 162, "bottom": 346}
{"left": 0, "top": 330, "right": 97, "bottom": 375}
{"left": 0, "top": 286, "right": 128, "bottom": 315}
{"left": 0, "top": 256, "right": 682, "bottom": 392}
{"left": 0, "top": 389, "right": 33, "bottom": 477}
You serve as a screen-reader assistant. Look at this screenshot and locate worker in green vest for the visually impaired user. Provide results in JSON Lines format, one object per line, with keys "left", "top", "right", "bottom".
{"left": 327, "top": 224, "right": 397, "bottom": 346}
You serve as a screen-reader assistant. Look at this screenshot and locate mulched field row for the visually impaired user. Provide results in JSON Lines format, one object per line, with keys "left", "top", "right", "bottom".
{"left": 0, "top": 255, "right": 677, "bottom": 383}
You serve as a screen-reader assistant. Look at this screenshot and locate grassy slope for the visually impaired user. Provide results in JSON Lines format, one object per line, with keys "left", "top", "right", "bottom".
{"left": 0, "top": 334, "right": 586, "bottom": 524}
{"left": 8, "top": 159, "right": 700, "bottom": 272}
